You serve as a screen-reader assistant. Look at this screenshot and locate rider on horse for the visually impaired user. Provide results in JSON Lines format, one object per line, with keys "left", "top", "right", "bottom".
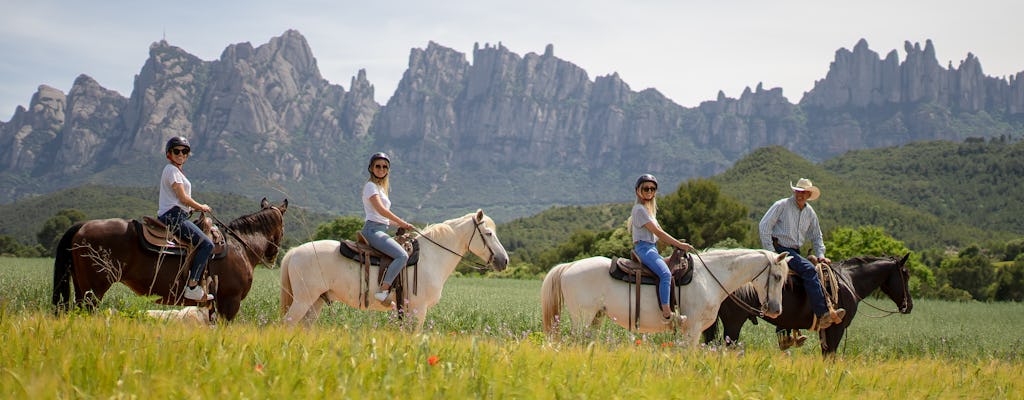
{"left": 362, "top": 152, "right": 416, "bottom": 303}
{"left": 158, "top": 136, "right": 214, "bottom": 301}
{"left": 759, "top": 178, "right": 846, "bottom": 341}
{"left": 628, "top": 174, "right": 695, "bottom": 322}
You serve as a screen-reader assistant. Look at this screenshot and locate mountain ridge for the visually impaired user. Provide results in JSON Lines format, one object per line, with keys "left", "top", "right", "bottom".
{"left": 2, "top": 30, "right": 1022, "bottom": 222}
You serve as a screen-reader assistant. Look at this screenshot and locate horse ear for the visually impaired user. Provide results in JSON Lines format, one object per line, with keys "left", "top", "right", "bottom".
{"left": 900, "top": 253, "right": 910, "bottom": 265}
{"left": 280, "top": 199, "right": 289, "bottom": 212}
{"left": 475, "top": 209, "right": 484, "bottom": 222}
{"left": 261, "top": 197, "right": 270, "bottom": 209}
{"left": 775, "top": 253, "right": 791, "bottom": 264}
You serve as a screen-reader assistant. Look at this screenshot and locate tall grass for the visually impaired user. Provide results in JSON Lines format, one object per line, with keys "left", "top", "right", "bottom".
{"left": 4, "top": 257, "right": 1024, "bottom": 360}
{"left": 2, "top": 256, "right": 1022, "bottom": 398}
{"left": 1, "top": 312, "right": 1021, "bottom": 399}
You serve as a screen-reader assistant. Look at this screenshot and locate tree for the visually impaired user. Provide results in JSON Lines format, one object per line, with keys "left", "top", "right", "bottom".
{"left": 994, "top": 255, "right": 1024, "bottom": 301}
{"left": 937, "top": 245, "right": 997, "bottom": 301}
{"left": 658, "top": 179, "right": 751, "bottom": 249}
{"left": 825, "top": 225, "right": 934, "bottom": 297}
{"left": 313, "top": 216, "right": 364, "bottom": 241}
{"left": 36, "top": 209, "right": 87, "bottom": 257}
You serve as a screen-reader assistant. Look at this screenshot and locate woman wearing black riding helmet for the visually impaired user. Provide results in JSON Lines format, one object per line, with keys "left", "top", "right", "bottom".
{"left": 157, "top": 136, "right": 214, "bottom": 302}
{"left": 627, "top": 174, "right": 694, "bottom": 322}
{"left": 361, "top": 152, "right": 415, "bottom": 303}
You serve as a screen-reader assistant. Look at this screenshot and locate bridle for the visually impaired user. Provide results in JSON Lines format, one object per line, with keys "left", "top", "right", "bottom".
{"left": 411, "top": 216, "right": 498, "bottom": 271}
{"left": 853, "top": 257, "right": 912, "bottom": 317}
{"left": 694, "top": 251, "right": 781, "bottom": 317}
{"left": 208, "top": 205, "right": 285, "bottom": 267}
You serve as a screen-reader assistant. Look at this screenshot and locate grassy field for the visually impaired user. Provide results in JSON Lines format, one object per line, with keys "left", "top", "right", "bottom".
{"left": 1, "top": 257, "right": 1022, "bottom": 398}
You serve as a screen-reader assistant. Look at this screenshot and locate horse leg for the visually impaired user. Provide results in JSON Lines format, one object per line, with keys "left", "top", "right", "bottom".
{"left": 215, "top": 296, "right": 243, "bottom": 322}
{"left": 819, "top": 326, "right": 845, "bottom": 357}
{"left": 73, "top": 272, "right": 115, "bottom": 311}
{"left": 721, "top": 315, "right": 749, "bottom": 346}
{"left": 701, "top": 318, "right": 720, "bottom": 345}
{"left": 303, "top": 298, "right": 327, "bottom": 326}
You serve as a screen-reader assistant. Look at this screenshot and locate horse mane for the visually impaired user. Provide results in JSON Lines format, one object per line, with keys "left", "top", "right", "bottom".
{"left": 417, "top": 212, "right": 493, "bottom": 244}
{"left": 227, "top": 207, "right": 283, "bottom": 235}
{"left": 417, "top": 214, "right": 469, "bottom": 242}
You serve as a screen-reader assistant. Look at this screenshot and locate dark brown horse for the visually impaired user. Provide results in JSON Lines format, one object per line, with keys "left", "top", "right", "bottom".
{"left": 52, "top": 198, "right": 287, "bottom": 321}
{"left": 702, "top": 254, "right": 913, "bottom": 355}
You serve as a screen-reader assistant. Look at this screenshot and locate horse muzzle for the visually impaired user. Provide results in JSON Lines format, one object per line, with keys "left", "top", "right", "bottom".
{"left": 490, "top": 253, "right": 509, "bottom": 271}
{"left": 762, "top": 300, "right": 783, "bottom": 319}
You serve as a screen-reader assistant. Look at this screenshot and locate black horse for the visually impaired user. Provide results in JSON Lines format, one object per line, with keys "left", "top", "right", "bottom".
{"left": 702, "top": 254, "right": 913, "bottom": 355}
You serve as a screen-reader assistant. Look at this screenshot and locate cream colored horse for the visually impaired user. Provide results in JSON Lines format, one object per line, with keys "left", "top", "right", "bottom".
{"left": 280, "top": 210, "right": 508, "bottom": 330}
{"left": 542, "top": 248, "right": 790, "bottom": 347}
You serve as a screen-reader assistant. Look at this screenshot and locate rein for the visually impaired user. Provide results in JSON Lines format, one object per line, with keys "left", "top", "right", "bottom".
{"left": 693, "top": 251, "right": 775, "bottom": 317}
{"left": 208, "top": 207, "right": 283, "bottom": 267}
{"left": 846, "top": 259, "right": 911, "bottom": 317}
{"left": 411, "top": 216, "right": 496, "bottom": 271}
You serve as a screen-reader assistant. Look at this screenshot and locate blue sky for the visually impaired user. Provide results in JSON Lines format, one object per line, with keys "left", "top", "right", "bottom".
{"left": 2, "top": 1, "right": 1023, "bottom": 121}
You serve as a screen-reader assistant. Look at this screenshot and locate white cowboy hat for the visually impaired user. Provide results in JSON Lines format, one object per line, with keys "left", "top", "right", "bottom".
{"left": 790, "top": 178, "right": 821, "bottom": 201}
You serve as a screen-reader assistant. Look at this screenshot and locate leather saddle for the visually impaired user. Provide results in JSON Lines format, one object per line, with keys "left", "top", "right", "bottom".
{"left": 337, "top": 230, "right": 419, "bottom": 309}
{"left": 134, "top": 215, "right": 227, "bottom": 259}
{"left": 338, "top": 232, "right": 419, "bottom": 267}
{"left": 608, "top": 247, "right": 692, "bottom": 331}
{"left": 609, "top": 248, "right": 693, "bottom": 286}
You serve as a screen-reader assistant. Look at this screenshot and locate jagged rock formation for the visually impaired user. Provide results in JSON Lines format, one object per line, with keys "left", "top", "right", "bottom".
{"left": 1, "top": 32, "right": 1022, "bottom": 221}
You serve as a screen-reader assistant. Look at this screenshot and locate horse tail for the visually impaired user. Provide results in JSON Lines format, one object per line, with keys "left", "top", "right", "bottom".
{"left": 52, "top": 222, "right": 84, "bottom": 313}
{"left": 541, "top": 262, "right": 572, "bottom": 334}
{"left": 279, "top": 248, "right": 295, "bottom": 317}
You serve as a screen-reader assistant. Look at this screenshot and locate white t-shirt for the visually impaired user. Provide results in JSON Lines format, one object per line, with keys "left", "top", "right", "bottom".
{"left": 362, "top": 181, "right": 391, "bottom": 225}
{"left": 631, "top": 203, "right": 658, "bottom": 244}
{"left": 158, "top": 164, "right": 191, "bottom": 216}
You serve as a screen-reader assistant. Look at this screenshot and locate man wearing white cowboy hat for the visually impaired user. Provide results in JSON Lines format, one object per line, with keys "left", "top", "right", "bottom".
{"left": 759, "top": 178, "right": 846, "bottom": 343}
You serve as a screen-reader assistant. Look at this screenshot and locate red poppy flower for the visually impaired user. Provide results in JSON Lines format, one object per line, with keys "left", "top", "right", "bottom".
{"left": 428, "top": 355, "right": 440, "bottom": 366}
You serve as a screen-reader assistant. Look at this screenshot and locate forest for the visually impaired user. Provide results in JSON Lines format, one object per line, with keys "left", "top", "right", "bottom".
{"left": 2, "top": 138, "right": 1022, "bottom": 301}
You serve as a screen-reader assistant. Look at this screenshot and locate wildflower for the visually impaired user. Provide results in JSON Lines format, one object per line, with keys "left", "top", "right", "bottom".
{"left": 255, "top": 363, "right": 265, "bottom": 374}
{"left": 635, "top": 339, "right": 642, "bottom": 346}
{"left": 428, "top": 355, "right": 440, "bottom": 366}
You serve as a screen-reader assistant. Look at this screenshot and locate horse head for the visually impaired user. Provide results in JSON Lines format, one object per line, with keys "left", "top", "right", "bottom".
{"left": 229, "top": 198, "right": 288, "bottom": 267}
{"left": 760, "top": 251, "right": 791, "bottom": 318}
{"left": 467, "top": 209, "right": 509, "bottom": 271}
{"left": 879, "top": 253, "right": 913, "bottom": 314}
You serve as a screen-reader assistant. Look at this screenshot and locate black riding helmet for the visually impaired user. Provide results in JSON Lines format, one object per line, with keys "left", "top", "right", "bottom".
{"left": 635, "top": 174, "right": 658, "bottom": 191}
{"left": 165, "top": 136, "right": 191, "bottom": 153}
{"left": 368, "top": 152, "right": 391, "bottom": 173}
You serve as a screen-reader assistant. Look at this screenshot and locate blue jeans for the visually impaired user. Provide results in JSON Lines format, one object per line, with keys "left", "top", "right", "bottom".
{"left": 159, "top": 206, "right": 214, "bottom": 284}
{"left": 775, "top": 245, "right": 829, "bottom": 316}
{"left": 362, "top": 221, "right": 409, "bottom": 288}
{"left": 634, "top": 241, "right": 671, "bottom": 306}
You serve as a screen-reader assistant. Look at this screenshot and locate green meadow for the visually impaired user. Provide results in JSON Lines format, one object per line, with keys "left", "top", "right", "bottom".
{"left": 1, "top": 258, "right": 1021, "bottom": 398}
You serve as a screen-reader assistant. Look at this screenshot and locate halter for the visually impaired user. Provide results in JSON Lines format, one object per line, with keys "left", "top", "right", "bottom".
{"left": 411, "top": 215, "right": 497, "bottom": 271}
{"left": 693, "top": 251, "right": 780, "bottom": 317}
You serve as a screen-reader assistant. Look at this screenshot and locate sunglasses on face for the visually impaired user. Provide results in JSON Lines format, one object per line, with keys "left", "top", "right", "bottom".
{"left": 640, "top": 186, "right": 657, "bottom": 193}
{"left": 171, "top": 148, "right": 190, "bottom": 156}
{"left": 373, "top": 164, "right": 389, "bottom": 170}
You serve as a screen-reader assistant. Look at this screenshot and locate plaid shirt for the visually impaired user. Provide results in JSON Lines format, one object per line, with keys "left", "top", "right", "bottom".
{"left": 759, "top": 196, "right": 825, "bottom": 258}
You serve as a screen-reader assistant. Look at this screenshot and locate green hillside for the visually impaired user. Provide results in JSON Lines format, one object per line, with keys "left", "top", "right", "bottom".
{"left": 821, "top": 138, "right": 1024, "bottom": 235}
{"left": 500, "top": 141, "right": 1020, "bottom": 260}
{"left": 0, "top": 185, "right": 332, "bottom": 247}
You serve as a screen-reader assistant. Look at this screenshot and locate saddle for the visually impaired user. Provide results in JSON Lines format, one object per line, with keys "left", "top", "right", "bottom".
{"left": 607, "top": 248, "right": 692, "bottom": 330}
{"left": 134, "top": 215, "right": 227, "bottom": 259}
{"left": 337, "top": 230, "right": 419, "bottom": 309}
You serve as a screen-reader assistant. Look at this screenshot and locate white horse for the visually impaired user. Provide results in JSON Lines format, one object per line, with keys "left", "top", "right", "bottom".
{"left": 542, "top": 248, "right": 790, "bottom": 347}
{"left": 280, "top": 210, "right": 509, "bottom": 331}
